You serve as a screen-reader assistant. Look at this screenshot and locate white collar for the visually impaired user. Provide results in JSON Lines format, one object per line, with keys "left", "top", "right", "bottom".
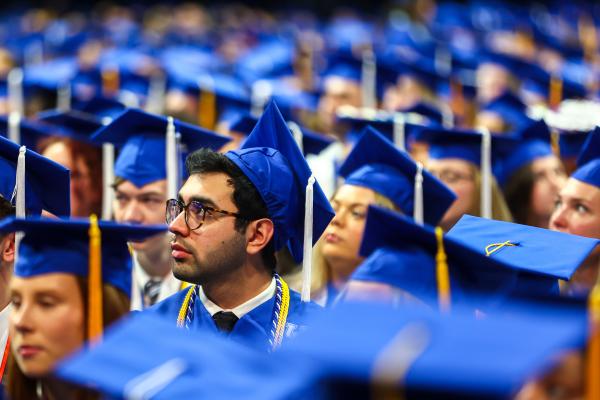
{"left": 198, "top": 277, "right": 276, "bottom": 319}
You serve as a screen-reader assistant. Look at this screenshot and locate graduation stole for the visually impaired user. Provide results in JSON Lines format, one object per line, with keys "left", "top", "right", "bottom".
{"left": 176, "top": 274, "right": 290, "bottom": 351}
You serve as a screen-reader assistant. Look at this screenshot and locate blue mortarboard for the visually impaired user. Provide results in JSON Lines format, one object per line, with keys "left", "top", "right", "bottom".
{"left": 480, "top": 91, "right": 534, "bottom": 131}
{"left": 447, "top": 214, "right": 600, "bottom": 281}
{"left": 494, "top": 120, "right": 554, "bottom": 187}
{"left": 72, "top": 96, "right": 127, "bottom": 122}
{"left": 559, "top": 130, "right": 589, "bottom": 158}
{"left": 22, "top": 57, "right": 76, "bottom": 91}
{"left": 0, "top": 135, "right": 70, "bottom": 216}
{"left": 0, "top": 217, "right": 166, "bottom": 296}
{"left": 322, "top": 57, "right": 362, "bottom": 83}
{"left": 572, "top": 126, "right": 600, "bottom": 188}
{"left": 0, "top": 116, "right": 55, "bottom": 150}
{"left": 477, "top": 50, "right": 523, "bottom": 75}
{"left": 36, "top": 109, "right": 105, "bottom": 144}
{"left": 91, "top": 108, "right": 231, "bottom": 187}
{"left": 522, "top": 65, "right": 587, "bottom": 101}
{"left": 229, "top": 114, "right": 334, "bottom": 156}
{"left": 401, "top": 102, "right": 445, "bottom": 126}
{"left": 354, "top": 206, "right": 560, "bottom": 308}
{"left": 379, "top": 52, "right": 448, "bottom": 93}
{"left": 339, "top": 127, "right": 456, "bottom": 226}
{"left": 225, "top": 101, "right": 335, "bottom": 263}
{"left": 277, "top": 300, "right": 588, "bottom": 399}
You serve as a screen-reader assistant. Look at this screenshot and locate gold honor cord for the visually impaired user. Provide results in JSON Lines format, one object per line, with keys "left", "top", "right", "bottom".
{"left": 88, "top": 214, "right": 103, "bottom": 343}
{"left": 435, "top": 227, "right": 451, "bottom": 313}
{"left": 371, "top": 323, "right": 431, "bottom": 400}
{"left": 484, "top": 241, "right": 517, "bottom": 257}
{"left": 549, "top": 75, "right": 563, "bottom": 111}
{"left": 586, "top": 272, "right": 600, "bottom": 400}
{"left": 272, "top": 278, "right": 290, "bottom": 350}
{"left": 176, "top": 285, "right": 197, "bottom": 328}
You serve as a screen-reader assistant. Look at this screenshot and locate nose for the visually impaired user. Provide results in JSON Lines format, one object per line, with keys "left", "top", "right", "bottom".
{"left": 549, "top": 205, "right": 568, "bottom": 232}
{"left": 168, "top": 209, "right": 190, "bottom": 237}
{"left": 11, "top": 302, "right": 33, "bottom": 335}
{"left": 121, "top": 200, "right": 144, "bottom": 224}
{"left": 329, "top": 208, "right": 345, "bottom": 228}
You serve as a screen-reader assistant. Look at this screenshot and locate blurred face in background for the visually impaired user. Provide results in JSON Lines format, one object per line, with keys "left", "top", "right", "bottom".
{"left": 317, "top": 76, "right": 361, "bottom": 136}
{"left": 529, "top": 156, "right": 567, "bottom": 227}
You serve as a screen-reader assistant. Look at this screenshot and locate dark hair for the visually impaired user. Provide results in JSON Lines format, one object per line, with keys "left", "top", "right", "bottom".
{"left": 0, "top": 196, "right": 15, "bottom": 220}
{"left": 503, "top": 163, "right": 535, "bottom": 225}
{"left": 185, "top": 148, "right": 276, "bottom": 271}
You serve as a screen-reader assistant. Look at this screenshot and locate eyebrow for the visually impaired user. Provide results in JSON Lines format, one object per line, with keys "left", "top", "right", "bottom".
{"left": 332, "top": 200, "right": 370, "bottom": 208}
{"left": 187, "top": 195, "right": 219, "bottom": 208}
{"left": 115, "top": 188, "right": 164, "bottom": 197}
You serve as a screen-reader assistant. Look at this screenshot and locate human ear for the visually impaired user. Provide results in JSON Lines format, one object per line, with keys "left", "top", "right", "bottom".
{"left": 245, "top": 218, "right": 275, "bottom": 256}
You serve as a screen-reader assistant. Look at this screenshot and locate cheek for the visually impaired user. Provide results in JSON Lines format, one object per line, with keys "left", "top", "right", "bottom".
{"left": 448, "top": 182, "right": 474, "bottom": 211}
{"left": 530, "top": 182, "right": 556, "bottom": 214}
{"left": 345, "top": 218, "right": 367, "bottom": 254}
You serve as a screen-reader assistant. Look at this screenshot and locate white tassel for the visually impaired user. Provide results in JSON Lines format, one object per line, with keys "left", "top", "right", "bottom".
{"left": 251, "top": 80, "right": 272, "bottom": 117}
{"left": 14, "top": 146, "right": 26, "bottom": 260}
{"left": 101, "top": 143, "right": 115, "bottom": 220}
{"left": 8, "top": 67, "right": 24, "bottom": 116}
{"left": 414, "top": 162, "right": 424, "bottom": 226}
{"left": 145, "top": 72, "right": 166, "bottom": 115}
{"left": 393, "top": 112, "right": 406, "bottom": 151}
{"left": 8, "top": 112, "right": 21, "bottom": 145}
{"left": 166, "top": 117, "right": 179, "bottom": 200}
{"left": 57, "top": 83, "right": 71, "bottom": 111}
{"left": 301, "top": 175, "right": 316, "bottom": 303}
{"left": 287, "top": 121, "right": 304, "bottom": 154}
{"left": 440, "top": 102, "right": 454, "bottom": 128}
{"left": 480, "top": 128, "right": 492, "bottom": 219}
{"left": 361, "top": 49, "right": 377, "bottom": 111}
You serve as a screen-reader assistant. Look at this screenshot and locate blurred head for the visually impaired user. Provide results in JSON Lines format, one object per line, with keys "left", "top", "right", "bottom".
{"left": 317, "top": 76, "right": 361, "bottom": 135}
{"left": 476, "top": 63, "right": 515, "bottom": 104}
{"left": 39, "top": 137, "right": 103, "bottom": 218}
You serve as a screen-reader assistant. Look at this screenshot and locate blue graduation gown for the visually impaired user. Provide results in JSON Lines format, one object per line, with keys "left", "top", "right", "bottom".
{"left": 148, "top": 287, "right": 321, "bottom": 352}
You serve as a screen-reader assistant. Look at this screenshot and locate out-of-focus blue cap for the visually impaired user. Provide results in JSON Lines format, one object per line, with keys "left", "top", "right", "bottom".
{"left": 522, "top": 67, "right": 587, "bottom": 101}
{"left": 339, "top": 127, "right": 456, "bottom": 226}
{"left": 494, "top": 120, "right": 554, "bottom": 187}
{"left": 355, "top": 206, "right": 561, "bottom": 307}
{"left": 322, "top": 53, "right": 362, "bottom": 82}
{"left": 23, "top": 57, "right": 76, "bottom": 91}
{"left": 447, "top": 214, "right": 600, "bottom": 281}
{"left": 480, "top": 91, "right": 534, "bottom": 131}
{"left": 91, "top": 108, "right": 231, "bottom": 187}
{"left": 572, "top": 126, "right": 600, "bottom": 189}
{"left": 229, "top": 114, "right": 334, "bottom": 156}
{"left": 72, "top": 96, "right": 127, "bottom": 122}
{"left": 0, "top": 116, "right": 55, "bottom": 150}
{"left": 0, "top": 217, "right": 166, "bottom": 296}
{"left": 418, "top": 126, "right": 513, "bottom": 165}
{"left": 225, "top": 101, "right": 335, "bottom": 263}
{"left": 277, "top": 300, "right": 588, "bottom": 399}
{"left": 379, "top": 52, "right": 448, "bottom": 92}
{"left": 0, "top": 135, "right": 70, "bottom": 216}
{"left": 36, "top": 109, "right": 104, "bottom": 144}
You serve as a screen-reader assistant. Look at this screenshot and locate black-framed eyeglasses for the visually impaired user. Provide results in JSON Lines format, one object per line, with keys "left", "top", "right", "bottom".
{"left": 165, "top": 199, "right": 245, "bottom": 230}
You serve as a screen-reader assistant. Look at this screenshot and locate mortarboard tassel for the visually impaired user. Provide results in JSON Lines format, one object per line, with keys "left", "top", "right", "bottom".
{"left": 301, "top": 175, "right": 316, "bottom": 303}
{"left": 361, "top": 48, "right": 377, "bottom": 111}
{"left": 440, "top": 102, "right": 454, "bottom": 129}
{"left": 550, "top": 128, "right": 561, "bottom": 159}
{"left": 435, "top": 226, "right": 451, "bottom": 313}
{"left": 56, "top": 83, "right": 71, "bottom": 112}
{"left": 8, "top": 113, "right": 20, "bottom": 148}
{"left": 287, "top": 121, "right": 304, "bottom": 154}
{"left": 145, "top": 72, "right": 166, "bottom": 115}
{"left": 586, "top": 273, "right": 600, "bottom": 400}
{"left": 165, "top": 116, "right": 179, "bottom": 200}
{"left": 251, "top": 80, "right": 272, "bottom": 118}
{"left": 88, "top": 214, "right": 103, "bottom": 343}
{"left": 393, "top": 113, "right": 405, "bottom": 152}
{"left": 479, "top": 128, "right": 492, "bottom": 219}
{"left": 101, "top": 143, "right": 115, "bottom": 220}
{"left": 549, "top": 75, "right": 563, "bottom": 111}
{"left": 13, "top": 146, "right": 26, "bottom": 260}
{"left": 8, "top": 68, "right": 23, "bottom": 145}
{"left": 197, "top": 88, "right": 216, "bottom": 131}
{"left": 101, "top": 65, "right": 120, "bottom": 97}
{"left": 413, "top": 162, "right": 424, "bottom": 226}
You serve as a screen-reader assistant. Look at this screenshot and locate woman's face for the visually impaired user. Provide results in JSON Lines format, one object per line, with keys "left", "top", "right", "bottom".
{"left": 9, "top": 273, "right": 85, "bottom": 378}
{"left": 426, "top": 158, "right": 475, "bottom": 230}
{"left": 321, "top": 185, "right": 377, "bottom": 280}
{"left": 529, "top": 156, "right": 567, "bottom": 228}
{"left": 550, "top": 178, "right": 600, "bottom": 240}
{"left": 42, "top": 142, "right": 95, "bottom": 218}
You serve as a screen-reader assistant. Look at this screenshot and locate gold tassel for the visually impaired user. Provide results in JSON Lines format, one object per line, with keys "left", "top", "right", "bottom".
{"left": 550, "top": 128, "right": 561, "bottom": 159}
{"left": 549, "top": 75, "right": 563, "bottom": 111}
{"left": 88, "top": 214, "right": 103, "bottom": 344}
{"left": 101, "top": 67, "right": 120, "bottom": 97}
{"left": 586, "top": 278, "right": 600, "bottom": 400}
{"left": 435, "top": 227, "right": 451, "bottom": 313}
{"left": 197, "top": 89, "right": 216, "bottom": 130}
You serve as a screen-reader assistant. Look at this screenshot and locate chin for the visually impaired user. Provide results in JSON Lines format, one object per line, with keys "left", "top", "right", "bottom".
{"left": 17, "top": 358, "right": 53, "bottom": 379}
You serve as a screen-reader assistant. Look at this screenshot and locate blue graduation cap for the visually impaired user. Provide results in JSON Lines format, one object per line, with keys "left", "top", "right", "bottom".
{"left": 322, "top": 53, "right": 362, "bottom": 83}
{"left": 229, "top": 114, "right": 334, "bottom": 156}
{"left": 447, "top": 214, "right": 600, "bottom": 281}
{"left": 277, "top": 300, "right": 588, "bottom": 399}
{"left": 36, "top": 109, "right": 105, "bottom": 144}
{"left": 22, "top": 57, "right": 76, "bottom": 92}
{"left": 72, "top": 96, "right": 126, "bottom": 122}
{"left": 0, "top": 115, "right": 55, "bottom": 150}
{"left": 0, "top": 217, "right": 166, "bottom": 297}
{"left": 572, "top": 126, "right": 600, "bottom": 189}
{"left": 479, "top": 91, "right": 534, "bottom": 131}
{"left": 0, "top": 135, "right": 70, "bottom": 216}
{"left": 339, "top": 127, "right": 456, "bottom": 226}
{"left": 494, "top": 120, "right": 554, "bottom": 187}
{"left": 378, "top": 51, "right": 448, "bottom": 93}
{"left": 225, "top": 101, "right": 335, "bottom": 263}
{"left": 91, "top": 108, "right": 231, "bottom": 188}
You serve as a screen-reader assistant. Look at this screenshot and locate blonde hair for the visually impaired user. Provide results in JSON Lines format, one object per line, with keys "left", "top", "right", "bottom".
{"left": 466, "top": 165, "right": 513, "bottom": 222}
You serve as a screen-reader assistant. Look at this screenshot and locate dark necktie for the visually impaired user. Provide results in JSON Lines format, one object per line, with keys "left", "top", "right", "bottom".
{"left": 143, "top": 278, "right": 162, "bottom": 307}
{"left": 212, "top": 311, "right": 239, "bottom": 334}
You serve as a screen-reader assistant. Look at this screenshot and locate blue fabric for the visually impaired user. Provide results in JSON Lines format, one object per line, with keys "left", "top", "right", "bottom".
{"left": 0, "top": 116, "right": 55, "bottom": 151}
{"left": 225, "top": 101, "right": 335, "bottom": 263}
{"left": 339, "top": 127, "right": 456, "bottom": 225}
{"left": 36, "top": 109, "right": 104, "bottom": 144}
{"left": 150, "top": 285, "right": 320, "bottom": 351}
{"left": 0, "top": 135, "right": 70, "bottom": 216}
{"left": 0, "top": 217, "right": 166, "bottom": 297}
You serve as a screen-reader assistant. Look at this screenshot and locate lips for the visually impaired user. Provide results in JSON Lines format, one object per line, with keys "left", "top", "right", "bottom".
{"left": 171, "top": 242, "right": 191, "bottom": 259}
{"left": 17, "top": 345, "right": 42, "bottom": 358}
{"left": 325, "top": 232, "right": 342, "bottom": 244}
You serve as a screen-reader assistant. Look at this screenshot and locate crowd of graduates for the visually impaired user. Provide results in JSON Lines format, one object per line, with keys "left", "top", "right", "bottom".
{"left": 0, "top": 1, "right": 597, "bottom": 399}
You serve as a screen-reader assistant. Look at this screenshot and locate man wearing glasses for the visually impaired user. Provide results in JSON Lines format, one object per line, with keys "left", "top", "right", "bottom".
{"left": 154, "top": 102, "right": 334, "bottom": 351}
{"left": 91, "top": 109, "right": 231, "bottom": 310}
